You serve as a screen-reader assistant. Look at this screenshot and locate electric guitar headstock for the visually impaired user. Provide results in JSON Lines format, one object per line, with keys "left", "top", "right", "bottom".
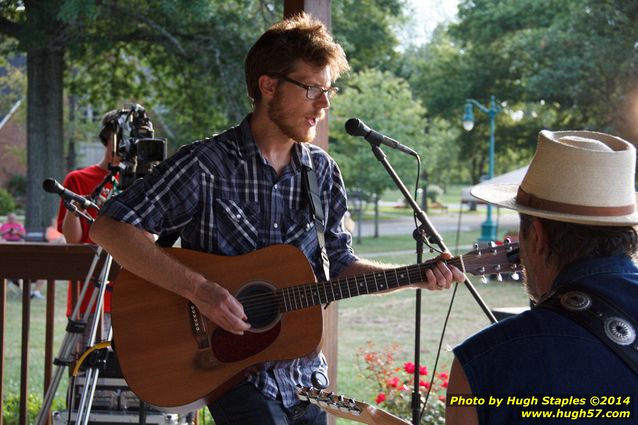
{"left": 460, "top": 240, "right": 522, "bottom": 283}
{"left": 296, "top": 386, "right": 410, "bottom": 425}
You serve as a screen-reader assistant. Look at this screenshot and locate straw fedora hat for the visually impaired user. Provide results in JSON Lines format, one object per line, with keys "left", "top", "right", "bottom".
{"left": 471, "top": 130, "right": 638, "bottom": 226}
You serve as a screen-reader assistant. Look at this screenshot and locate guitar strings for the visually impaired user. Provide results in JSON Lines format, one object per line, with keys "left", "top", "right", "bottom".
{"left": 235, "top": 247, "right": 515, "bottom": 317}
{"left": 195, "top": 245, "right": 516, "bottom": 325}
{"left": 236, "top": 259, "right": 466, "bottom": 316}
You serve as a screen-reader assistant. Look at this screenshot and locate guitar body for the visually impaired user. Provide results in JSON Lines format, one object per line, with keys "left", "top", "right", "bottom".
{"left": 111, "top": 245, "right": 322, "bottom": 412}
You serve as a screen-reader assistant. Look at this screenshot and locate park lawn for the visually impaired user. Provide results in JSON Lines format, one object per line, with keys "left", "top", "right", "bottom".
{"left": 334, "top": 267, "right": 527, "bottom": 424}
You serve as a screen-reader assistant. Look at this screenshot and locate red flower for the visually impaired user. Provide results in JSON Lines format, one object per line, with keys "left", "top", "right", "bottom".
{"left": 419, "top": 365, "right": 428, "bottom": 376}
{"left": 441, "top": 380, "right": 449, "bottom": 389}
{"left": 438, "top": 372, "right": 449, "bottom": 380}
{"left": 399, "top": 384, "right": 410, "bottom": 392}
{"left": 404, "top": 362, "right": 415, "bottom": 374}
{"left": 420, "top": 380, "right": 430, "bottom": 389}
{"left": 439, "top": 395, "right": 446, "bottom": 403}
{"left": 376, "top": 393, "right": 386, "bottom": 404}
{"left": 387, "top": 376, "right": 400, "bottom": 388}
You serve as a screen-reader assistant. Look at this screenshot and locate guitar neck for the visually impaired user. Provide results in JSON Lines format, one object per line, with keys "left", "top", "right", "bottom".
{"left": 277, "top": 257, "right": 458, "bottom": 313}
{"left": 297, "top": 386, "right": 411, "bottom": 425}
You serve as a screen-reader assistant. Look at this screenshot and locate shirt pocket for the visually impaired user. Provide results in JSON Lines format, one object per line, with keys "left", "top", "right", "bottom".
{"left": 214, "top": 198, "right": 260, "bottom": 255}
{"left": 283, "top": 209, "right": 317, "bottom": 248}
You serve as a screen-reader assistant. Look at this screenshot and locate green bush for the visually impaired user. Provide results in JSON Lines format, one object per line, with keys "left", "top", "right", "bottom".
{"left": 2, "top": 393, "right": 42, "bottom": 425}
{"left": 0, "top": 188, "right": 16, "bottom": 215}
{"left": 426, "top": 184, "right": 444, "bottom": 203}
{"left": 7, "top": 175, "right": 26, "bottom": 198}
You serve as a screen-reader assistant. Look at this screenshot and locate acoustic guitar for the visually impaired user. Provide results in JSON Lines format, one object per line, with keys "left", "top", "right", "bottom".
{"left": 110, "top": 242, "right": 520, "bottom": 412}
{"left": 296, "top": 386, "right": 411, "bottom": 425}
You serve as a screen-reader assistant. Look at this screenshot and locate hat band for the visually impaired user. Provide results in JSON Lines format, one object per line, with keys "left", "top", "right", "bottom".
{"left": 516, "top": 188, "right": 635, "bottom": 217}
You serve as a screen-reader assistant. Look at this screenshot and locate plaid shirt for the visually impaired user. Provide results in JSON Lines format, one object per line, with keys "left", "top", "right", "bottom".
{"left": 100, "top": 115, "right": 358, "bottom": 407}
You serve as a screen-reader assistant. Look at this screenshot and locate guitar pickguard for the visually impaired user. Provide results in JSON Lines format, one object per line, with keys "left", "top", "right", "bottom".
{"left": 211, "top": 323, "right": 281, "bottom": 362}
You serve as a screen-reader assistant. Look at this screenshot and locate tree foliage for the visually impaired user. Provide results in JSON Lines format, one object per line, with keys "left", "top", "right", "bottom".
{"left": 329, "top": 68, "right": 427, "bottom": 198}
{"left": 4, "top": 0, "right": 635, "bottom": 227}
{"left": 399, "top": 0, "right": 638, "bottom": 184}
{"left": 0, "top": 0, "right": 406, "bottom": 227}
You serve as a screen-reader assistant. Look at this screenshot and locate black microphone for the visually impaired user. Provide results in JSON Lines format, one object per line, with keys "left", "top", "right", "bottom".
{"left": 345, "top": 118, "right": 418, "bottom": 156}
{"left": 42, "top": 178, "right": 98, "bottom": 210}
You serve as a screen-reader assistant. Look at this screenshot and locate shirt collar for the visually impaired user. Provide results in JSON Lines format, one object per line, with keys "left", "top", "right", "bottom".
{"left": 235, "top": 115, "right": 262, "bottom": 162}
{"left": 553, "top": 255, "right": 638, "bottom": 289}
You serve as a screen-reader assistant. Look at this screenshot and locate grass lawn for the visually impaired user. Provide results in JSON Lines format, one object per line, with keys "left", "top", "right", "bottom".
{"left": 333, "top": 233, "right": 528, "bottom": 424}
{"left": 3, "top": 229, "right": 528, "bottom": 424}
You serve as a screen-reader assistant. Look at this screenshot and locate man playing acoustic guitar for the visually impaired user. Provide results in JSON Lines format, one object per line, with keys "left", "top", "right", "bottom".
{"left": 91, "top": 12, "right": 464, "bottom": 425}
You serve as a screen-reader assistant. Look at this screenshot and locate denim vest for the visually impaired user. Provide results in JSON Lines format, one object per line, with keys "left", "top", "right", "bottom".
{"left": 454, "top": 255, "right": 638, "bottom": 425}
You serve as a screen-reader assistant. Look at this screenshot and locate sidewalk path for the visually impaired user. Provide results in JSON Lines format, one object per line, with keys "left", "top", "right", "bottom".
{"left": 354, "top": 207, "right": 520, "bottom": 238}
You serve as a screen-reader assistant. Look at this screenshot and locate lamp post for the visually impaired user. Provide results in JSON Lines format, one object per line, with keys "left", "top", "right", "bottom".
{"left": 463, "top": 95, "right": 501, "bottom": 242}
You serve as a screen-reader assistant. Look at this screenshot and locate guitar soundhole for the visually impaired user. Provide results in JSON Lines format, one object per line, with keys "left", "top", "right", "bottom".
{"left": 236, "top": 281, "right": 280, "bottom": 331}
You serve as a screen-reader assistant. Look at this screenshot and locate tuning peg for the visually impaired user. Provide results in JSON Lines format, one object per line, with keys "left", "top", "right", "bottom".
{"left": 504, "top": 237, "right": 511, "bottom": 244}
{"left": 488, "top": 241, "right": 497, "bottom": 248}
{"left": 473, "top": 243, "right": 481, "bottom": 255}
{"left": 496, "top": 273, "right": 503, "bottom": 282}
{"left": 297, "top": 386, "right": 310, "bottom": 401}
{"left": 511, "top": 271, "right": 520, "bottom": 281}
{"left": 317, "top": 392, "right": 331, "bottom": 407}
{"left": 481, "top": 274, "right": 488, "bottom": 284}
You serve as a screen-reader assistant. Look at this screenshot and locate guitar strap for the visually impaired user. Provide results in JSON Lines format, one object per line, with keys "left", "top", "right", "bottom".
{"left": 537, "top": 284, "right": 638, "bottom": 376}
{"left": 301, "top": 156, "right": 331, "bottom": 284}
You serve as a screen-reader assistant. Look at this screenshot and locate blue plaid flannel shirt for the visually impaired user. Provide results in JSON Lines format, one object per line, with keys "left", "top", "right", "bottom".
{"left": 99, "top": 115, "right": 358, "bottom": 407}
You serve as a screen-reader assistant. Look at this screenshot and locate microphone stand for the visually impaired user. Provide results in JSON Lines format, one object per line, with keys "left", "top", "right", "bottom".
{"left": 366, "top": 143, "right": 497, "bottom": 425}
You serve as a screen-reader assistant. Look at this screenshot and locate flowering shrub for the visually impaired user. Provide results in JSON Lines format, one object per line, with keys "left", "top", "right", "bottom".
{"left": 356, "top": 343, "right": 448, "bottom": 424}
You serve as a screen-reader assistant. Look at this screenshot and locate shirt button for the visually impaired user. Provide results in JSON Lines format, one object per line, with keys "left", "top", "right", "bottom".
{"left": 305, "top": 223, "right": 311, "bottom": 230}
{"left": 273, "top": 223, "right": 279, "bottom": 229}
{"left": 273, "top": 184, "right": 278, "bottom": 190}
{"left": 236, "top": 214, "right": 242, "bottom": 220}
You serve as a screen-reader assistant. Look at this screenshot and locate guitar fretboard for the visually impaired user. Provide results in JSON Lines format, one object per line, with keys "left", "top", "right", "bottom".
{"left": 276, "top": 257, "right": 460, "bottom": 313}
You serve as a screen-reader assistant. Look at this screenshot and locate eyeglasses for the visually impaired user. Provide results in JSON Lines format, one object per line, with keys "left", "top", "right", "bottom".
{"left": 272, "top": 73, "right": 339, "bottom": 100}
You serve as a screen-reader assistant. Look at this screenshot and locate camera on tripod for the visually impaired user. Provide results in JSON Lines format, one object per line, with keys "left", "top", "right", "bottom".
{"left": 111, "top": 104, "right": 167, "bottom": 189}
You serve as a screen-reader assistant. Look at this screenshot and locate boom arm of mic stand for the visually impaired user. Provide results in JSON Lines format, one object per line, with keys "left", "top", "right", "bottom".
{"left": 367, "top": 143, "right": 497, "bottom": 425}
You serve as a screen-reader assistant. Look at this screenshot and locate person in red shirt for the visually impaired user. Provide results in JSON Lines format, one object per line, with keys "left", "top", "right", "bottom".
{"left": 1, "top": 212, "right": 26, "bottom": 241}
{"left": 57, "top": 110, "right": 121, "bottom": 343}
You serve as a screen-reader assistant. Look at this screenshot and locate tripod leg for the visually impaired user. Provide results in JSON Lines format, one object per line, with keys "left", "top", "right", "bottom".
{"left": 76, "top": 367, "right": 101, "bottom": 425}
{"left": 35, "top": 249, "right": 105, "bottom": 425}
{"left": 35, "top": 249, "right": 113, "bottom": 425}
{"left": 72, "top": 254, "right": 114, "bottom": 425}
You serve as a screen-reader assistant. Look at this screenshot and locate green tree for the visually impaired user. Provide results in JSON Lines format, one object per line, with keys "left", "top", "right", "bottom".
{"left": 0, "top": 0, "right": 272, "bottom": 227}
{"left": 0, "top": 0, "right": 409, "bottom": 230}
{"left": 332, "top": 0, "right": 404, "bottom": 72}
{"left": 398, "top": 0, "right": 638, "bottom": 185}
{"left": 330, "top": 68, "right": 428, "bottom": 237}
{"left": 452, "top": 0, "right": 638, "bottom": 136}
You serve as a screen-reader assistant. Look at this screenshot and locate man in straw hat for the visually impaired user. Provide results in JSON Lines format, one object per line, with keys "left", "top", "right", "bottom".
{"left": 446, "top": 130, "right": 638, "bottom": 425}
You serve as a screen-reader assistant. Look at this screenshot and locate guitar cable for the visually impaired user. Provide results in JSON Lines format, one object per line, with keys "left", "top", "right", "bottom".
{"left": 71, "top": 341, "right": 112, "bottom": 377}
{"left": 418, "top": 281, "right": 459, "bottom": 423}
{"left": 64, "top": 341, "right": 113, "bottom": 425}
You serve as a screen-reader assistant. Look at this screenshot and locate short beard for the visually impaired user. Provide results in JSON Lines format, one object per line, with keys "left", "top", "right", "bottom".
{"left": 267, "top": 88, "right": 315, "bottom": 143}
{"left": 522, "top": 268, "right": 543, "bottom": 304}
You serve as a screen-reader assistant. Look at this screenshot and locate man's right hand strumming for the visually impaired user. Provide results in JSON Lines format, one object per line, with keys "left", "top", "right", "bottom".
{"left": 90, "top": 215, "right": 250, "bottom": 335}
{"left": 193, "top": 280, "right": 250, "bottom": 335}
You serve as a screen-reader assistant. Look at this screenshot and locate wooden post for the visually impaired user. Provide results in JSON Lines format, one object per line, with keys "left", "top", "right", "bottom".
{"left": 283, "top": 3, "right": 339, "bottom": 423}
